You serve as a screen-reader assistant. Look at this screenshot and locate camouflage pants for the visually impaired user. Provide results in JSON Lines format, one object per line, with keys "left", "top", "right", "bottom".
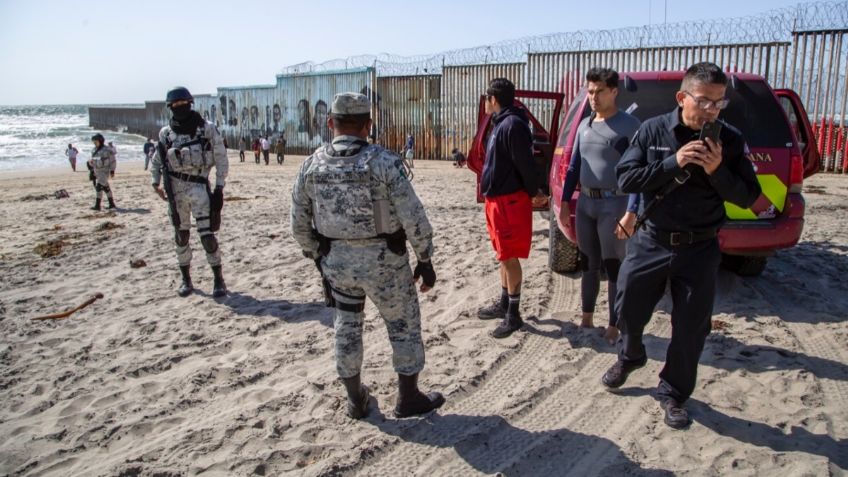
{"left": 169, "top": 179, "right": 221, "bottom": 267}
{"left": 321, "top": 240, "right": 425, "bottom": 378}
{"left": 93, "top": 169, "right": 113, "bottom": 199}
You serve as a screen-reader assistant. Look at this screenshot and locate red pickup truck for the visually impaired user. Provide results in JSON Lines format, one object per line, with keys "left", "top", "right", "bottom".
{"left": 468, "top": 71, "right": 820, "bottom": 276}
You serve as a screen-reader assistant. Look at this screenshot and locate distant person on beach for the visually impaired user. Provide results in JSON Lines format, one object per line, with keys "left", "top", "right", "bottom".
{"left": 291, "top": 92, "right": 444, "bottom": 420}
{"left": 238, "top": 136, "right": 246, "bottom": 162}
{"left": 65, "top": 143, "right": 79, "bottom": 171}
{"left": 260, "top": 136, "right": 271, "bottom": 165}
{"left": 151, "top": 86, "right": 229, "bottom": 298}
{"left": 143, "top": 138, "right": 156, "bottom": 171}
{"left": 451, "top": 148, "right": 466, "bottom": 168}
{"left": 107, "top": 142, "right": 117, "bottom": 163}
{"left": 252, "top": 137, "right": 261, "bottom": 164}
{"left": 404, "top": 133, "right": 415, "bottom": 168}
{"left": 88, "top": 133, "right": 116, "bottom": 210}
{"left": 275, "top": 136, "right": 286, "bottom": 164}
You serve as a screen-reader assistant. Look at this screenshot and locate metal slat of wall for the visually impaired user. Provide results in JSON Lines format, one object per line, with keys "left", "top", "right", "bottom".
{"left": 441, "top": 63, "right": 524, "bottom": 157}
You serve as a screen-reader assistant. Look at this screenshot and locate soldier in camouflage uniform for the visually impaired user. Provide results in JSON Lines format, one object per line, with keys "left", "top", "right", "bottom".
{"left": 88, "top": 133, "right": 117, "bottom": 210}
{"left": 151, "top": 87, "right": 229, "bottom": 298}
{"left": 291, "top": 92, "right": 445, "bottom": 419}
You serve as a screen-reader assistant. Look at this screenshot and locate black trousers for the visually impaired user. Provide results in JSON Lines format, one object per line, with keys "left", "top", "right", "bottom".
{"left": 614, "top": 227, "right": 721, "bottom": 402}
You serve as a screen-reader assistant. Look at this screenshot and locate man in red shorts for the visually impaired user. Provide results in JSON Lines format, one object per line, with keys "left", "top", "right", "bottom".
{"left": 477, "top": 78, "right": 547, "bottom": 338}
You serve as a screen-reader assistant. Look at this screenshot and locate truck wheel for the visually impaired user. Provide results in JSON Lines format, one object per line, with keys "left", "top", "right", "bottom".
{"left": 549, "top": 213, "right": 579, "bottom": 274}
{"left": 722, "top": 254, "right": 768, "bottom": 277}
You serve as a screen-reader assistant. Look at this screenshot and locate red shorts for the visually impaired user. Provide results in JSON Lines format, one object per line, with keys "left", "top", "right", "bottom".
{"left": 485, "top": 190, "right": 532, "bottom": 261}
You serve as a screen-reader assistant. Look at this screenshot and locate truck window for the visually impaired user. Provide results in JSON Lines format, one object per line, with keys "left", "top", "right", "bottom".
{"left": 615, "top": 79, "right": 793, "bottom": 148}
{"left": 557, "top": 91, "right": 587, "bottom": 148}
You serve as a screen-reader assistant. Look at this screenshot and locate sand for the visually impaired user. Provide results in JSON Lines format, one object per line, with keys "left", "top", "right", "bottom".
{"left": 0, "top": 154, "right": 846, "bottom": 476}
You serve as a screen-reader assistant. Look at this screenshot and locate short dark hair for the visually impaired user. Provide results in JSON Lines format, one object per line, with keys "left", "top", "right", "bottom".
{"left": 682, "top": 62, "right": 728, "bottom": 90}
{"left": 586, "top": 68, "right": 619, "bottom": 88}
{"left": 486, "top": 78, "right": 515, "bottom": 108}
{"left": 332, "top": 113, "right": 370, "bottom": 131}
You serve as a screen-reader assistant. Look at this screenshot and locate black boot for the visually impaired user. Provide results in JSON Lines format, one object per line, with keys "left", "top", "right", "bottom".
{"left": 340, "top": 374, "right": 370, "bottom": 419}
{"left": 91, "top": 198, "right": 101, "bottom": 211}
{"left": 394, "top": 373, "right": 445, "bottom": 418}
{"left": 107, "top": 197, "right": 116, "bottom": 209}
{"left": 491, "top": 313, "right": 523, "bottom": 339}
{"left": 177, "top": 265, "right": 193, "bottom": 297}
{"left": 211, "top": 265, "right": 227, "bottom": 297}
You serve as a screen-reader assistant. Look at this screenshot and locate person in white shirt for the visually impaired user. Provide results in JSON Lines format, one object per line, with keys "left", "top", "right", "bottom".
{"left": 65, "top": 143, "right": 79, "bottom": 171}
{"left": 260, "top": 136, "right": 271, "bottom": 165}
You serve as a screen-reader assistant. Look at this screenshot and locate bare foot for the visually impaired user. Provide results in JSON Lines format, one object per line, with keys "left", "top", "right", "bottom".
{"left": 603, "top": 326, "right": 620, "bottom": 345}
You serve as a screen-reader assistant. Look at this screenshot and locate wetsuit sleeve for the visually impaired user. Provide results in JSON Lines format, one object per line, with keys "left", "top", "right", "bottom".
{"left": 290, "top": 157, "right": 319, "bottom": 257}
{"left": 506, "top": 121, "right": 541, "bottom": 196}
{"left": 707, "top": 136, "right": 761, "bottom": 208}
{"left": 616, "top": 125, "right": 681, "bottom": 193}
{"left": 627, "top": 193, "right": 640, "bottom": 213}
{"left": 383, "top": 154, "right": 434, "bottom": 262}
{"left": 561, "top": 135, "right": 581, "bottom": 203}
{"left": 210, "top": 125, "right": 228, "bottom": 188}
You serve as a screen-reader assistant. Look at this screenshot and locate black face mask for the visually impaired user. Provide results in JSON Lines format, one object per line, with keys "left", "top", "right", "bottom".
{"left": 170, "top": 104, "right": 192, "bottom": 121}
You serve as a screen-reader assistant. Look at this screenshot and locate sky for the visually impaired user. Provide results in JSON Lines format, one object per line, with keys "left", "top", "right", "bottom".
{"left": 0, "top": 0, "right": 822, "bottom": 105}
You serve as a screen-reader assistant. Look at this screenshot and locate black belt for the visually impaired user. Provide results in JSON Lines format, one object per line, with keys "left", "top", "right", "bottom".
{"left": 648, "top": 227, "right": 717, "bottom": 246}
{"left": 168, "top": 170, "right": 208, "bottom": 184}
{"left": 581, "top": 187, "right": 624, "bottom": 199}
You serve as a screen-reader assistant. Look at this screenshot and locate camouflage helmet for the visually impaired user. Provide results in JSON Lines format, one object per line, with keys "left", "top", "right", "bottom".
{"left": 166, "top": 86, "right": 194, "bottom": 106}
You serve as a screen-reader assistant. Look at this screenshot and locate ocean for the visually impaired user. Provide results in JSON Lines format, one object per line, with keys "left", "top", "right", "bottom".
{"left": 0, "top": 105, "right": 148, "bottom": 171}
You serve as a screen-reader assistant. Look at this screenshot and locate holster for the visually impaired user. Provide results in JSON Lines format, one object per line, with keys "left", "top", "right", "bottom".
{"left": 209, "top": 185, "right": 224, "bottom": 232}
{"left": 314, "top": 258, "right": 335, "bottom": 308}
{"left": 379, "top": 229, "right": 408, "bottom": 256}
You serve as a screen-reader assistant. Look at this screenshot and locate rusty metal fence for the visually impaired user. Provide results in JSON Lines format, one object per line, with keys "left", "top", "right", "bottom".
{"left": 441, "top": 63, "right": 525, "bottom": 159}
{"left": 90, "top": 30, "right": 848, "bottom": 173}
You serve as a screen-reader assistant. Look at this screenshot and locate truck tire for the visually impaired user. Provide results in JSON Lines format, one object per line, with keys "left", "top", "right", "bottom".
{"left": 549, "top": 212, "right": 579, "bottom": 274}
{"left": 722, "top": 254, "right": 768, "bottom": 277}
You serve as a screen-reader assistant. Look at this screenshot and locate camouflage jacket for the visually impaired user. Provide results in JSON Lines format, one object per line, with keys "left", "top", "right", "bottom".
{"left": 291, "top": 135, "right": 434, "bottom": 261}
{"left": 151, "top": 120, "right": 228, "bottom": 188}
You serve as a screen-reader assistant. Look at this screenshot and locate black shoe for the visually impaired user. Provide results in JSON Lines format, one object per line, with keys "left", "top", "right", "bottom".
{"left": 211, "top": 265, "right": 227, "bottom": 297}
{"left": 394, "top": 373, "right": 445, "bottom": 418}
{"left": 477, "top": 301, "right": 506, "bottom": 320}
{"left": 601, "top": 356, "right": 647, "bottom": 388}
{"left": 91, "top": 199, "right": 101, "bottom": 211}
{"left": 107, "top": 198, "right": 116, "bottom": 209}
{"left": 661, "top": 399, "right": 691, "bottom": 429}
{"left": 177, "top": 265, "right": 193, "bottom": 297}
{"left": 491, "top": 314, "right": 523, "bottom": 339}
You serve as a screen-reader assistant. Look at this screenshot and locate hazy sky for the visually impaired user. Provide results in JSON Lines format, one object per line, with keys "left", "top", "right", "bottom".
{"left": 0, "top": 0, "right": 817, "bottom": 105}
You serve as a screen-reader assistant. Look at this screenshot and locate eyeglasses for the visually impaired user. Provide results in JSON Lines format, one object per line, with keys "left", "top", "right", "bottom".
{"left": 683, "top": 91, "right": 729, "bottom": 110}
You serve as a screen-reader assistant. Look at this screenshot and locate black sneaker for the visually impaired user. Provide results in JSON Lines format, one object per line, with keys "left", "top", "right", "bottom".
{"left": 491, "top": 315, "right": 523, "bottom": 339}
{"left": 477, "top": 301, "right": 506, "bottom": 320}
{"left": 601, "top": 356, "right": 648, "bottom": 388}
{"left": 661, "top": 398, "right": 691, "bottom": 429}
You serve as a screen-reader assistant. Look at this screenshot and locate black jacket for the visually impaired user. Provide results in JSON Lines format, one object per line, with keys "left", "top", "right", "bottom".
{"left": 616, "top": 108, "right": 761, "bottom": 232}
{"left": 480, "top": 106, "right": 540, "bottom": 198}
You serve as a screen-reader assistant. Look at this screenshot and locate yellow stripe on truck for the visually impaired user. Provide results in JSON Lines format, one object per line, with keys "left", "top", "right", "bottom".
{"left": 724, "top": 174, "right": 787, "bottom": 220}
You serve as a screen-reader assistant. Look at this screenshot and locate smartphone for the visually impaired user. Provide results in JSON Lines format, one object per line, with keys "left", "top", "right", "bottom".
{"left": 699, "top": 121, "right": 722, "bottom": 144}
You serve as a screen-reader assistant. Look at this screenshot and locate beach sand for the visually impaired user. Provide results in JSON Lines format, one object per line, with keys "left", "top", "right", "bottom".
{"left": 0, "top": 154, "right": 846, "bottom": 476}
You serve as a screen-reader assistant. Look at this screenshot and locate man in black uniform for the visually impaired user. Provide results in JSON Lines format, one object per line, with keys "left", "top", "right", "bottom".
{"left": 601, "top": 63, "right": 761, "bottom": 429}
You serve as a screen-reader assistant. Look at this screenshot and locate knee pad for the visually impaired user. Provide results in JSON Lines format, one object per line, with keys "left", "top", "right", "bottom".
{"left": 200, "top": 234, "right": 218, "bottom": 254}
{"left": 175, "top": 230, "right": 190, "bottom": 246}
{"left": 95, "top": 184, "right": 103, "bottom": 192}
{"left": 102, "top": 185, "right": 111, "bottom": 193}
{"left": 603, "top": 259, "right": 622, "bottom": 283}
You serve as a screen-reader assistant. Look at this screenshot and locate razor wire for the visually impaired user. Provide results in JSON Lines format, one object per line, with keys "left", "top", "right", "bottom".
{"left": 280, "top": 0, "right": 848, "bottom": 77}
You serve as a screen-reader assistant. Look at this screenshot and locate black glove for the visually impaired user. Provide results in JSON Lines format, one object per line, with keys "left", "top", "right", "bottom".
{"left": 413, "top": 260, "right": 436, "bottom": 287}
